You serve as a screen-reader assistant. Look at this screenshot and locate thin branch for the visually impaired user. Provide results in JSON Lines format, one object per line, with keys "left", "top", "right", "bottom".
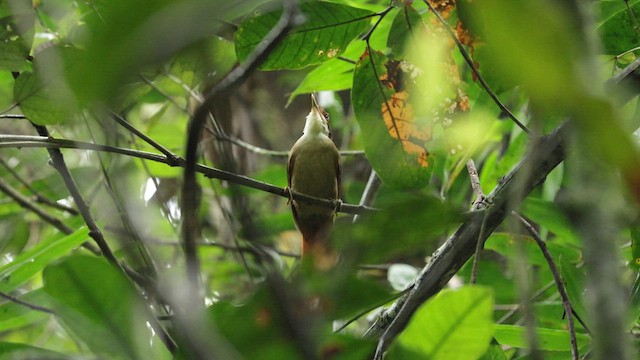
{"left": 0, "top": 177, "right": 74, "bottom": 234}
{"left": 181, "top": 0, "right": 300, "bottom": 289}
{"left": 30, "top": 124, "right": 120, "bottom": 266}
{"left": 421, "top": 0, "right": 530, "bottom": 134}
{"left": 0, "top": 157, "right": 78, "bottom": 215}
{"left": 352, "top": 169, "right": 382, "bottom": 223}
{"left": 514, "top": 212, "right": 579, "bottom": 360}
{"left": 111, "top": 111, "right": 181, "bottom": 163}
{"left": 0, "top": 291, "right": 54, "bottom": 314}
{"left": 0, "top": 135, "right": 376, "bottom": 215}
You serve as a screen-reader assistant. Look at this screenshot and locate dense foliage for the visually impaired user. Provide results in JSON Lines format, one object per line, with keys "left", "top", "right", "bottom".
{"left": 0, "top": 0, "right": 639, "bottom": 359}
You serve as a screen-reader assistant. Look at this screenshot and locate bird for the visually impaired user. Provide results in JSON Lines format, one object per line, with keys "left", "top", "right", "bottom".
{"left": 287, "top": 94, "right": 341, "bottom": 269}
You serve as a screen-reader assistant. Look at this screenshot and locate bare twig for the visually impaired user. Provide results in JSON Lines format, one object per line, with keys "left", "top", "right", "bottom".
{"left": 0, "top": 177, "right": 74, "bottom": 234}
{"left": 0, "top": 157, "right": 78, "bottom": 215}
{"left": 352, "top": 170, "right": 382, "bottom": 223}
{"left": 421, "top": 0, "right": 529, "bottom": 134}
{"left": 514, "top": 212, "right": 579, "bottom": 360}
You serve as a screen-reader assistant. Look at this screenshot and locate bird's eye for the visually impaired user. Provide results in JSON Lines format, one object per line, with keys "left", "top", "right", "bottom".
{"left": 322, "top": 111, "right": 330, "bottom": 121}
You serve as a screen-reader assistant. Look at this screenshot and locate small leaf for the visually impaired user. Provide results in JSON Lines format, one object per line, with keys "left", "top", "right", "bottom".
{"left": 43, "top": 256, "right": 170, "bottom": 360}
{"left": 494, "top": 324, "right": 591, "bottom": 351}
{"left": 235, "top": 2, "right": 373, "bottom": 70}
{"left": 397, "top": 286, "right": 494, "bottom": 360}
{"left": 288, "top": 59, "right": 354, "bottom": 105}
{"left": 0, "top": 227, "right": 88, "bottom": 292}
{"left": 558, "top": 257, "right": 589, "bottom": 328}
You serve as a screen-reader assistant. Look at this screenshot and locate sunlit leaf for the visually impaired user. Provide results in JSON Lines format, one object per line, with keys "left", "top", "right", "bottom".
{"left": 288, "top": 59, "right": 354, "bottom": 105}
{"left": 235, "top": 2, "right": 373, "bottom": 70}
{"left": 397, "top": 286, "right": 494, "bottom": 360}
{"left": 0, "top": 227, "right": 88, "bottom": 292}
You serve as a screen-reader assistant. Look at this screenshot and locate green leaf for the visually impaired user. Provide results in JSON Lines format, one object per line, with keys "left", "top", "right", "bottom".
{"left": 43, "top": 255, "right": 170, "bottom": 360}
{"left": 598, "top": 0, "right": 640, "bottom": 55}
{"left": 0, "top": 342, "right": 70, "bottom": 360}
{"left": 520, "top": 198, "right": 580, "bottom": 246}
{"left": 0, "top": 227, "right": 88, "bottom": 292}
{"left": 478, "top": 343, "right": 507, "bottom": 360}
{"left": 397, "top": 286, "right": 494, "bottom": 360}
{"left": 494, "top": 324, "right": 591, "bottom": 351}
{"left": 0, "top": 42, "right": 29, "bottom": 72}
{"left": 13, "top": 69, "right": 74, "bottom": 125}
{"left": 235, "top": 2, "right": 373, "bottom": 70}
{"left": 558, "top": 257, "right": 589, "bottom": 328}
{"left": 288, "top": 59, "right": 354, "bottom": 105}
{"left": 352, "top": 50, "right": 431, "bottom": 189}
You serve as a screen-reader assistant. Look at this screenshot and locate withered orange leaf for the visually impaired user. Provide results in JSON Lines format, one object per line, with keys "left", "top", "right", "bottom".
{"left": 379, "top": 60, "right": 431, "bottom": 167}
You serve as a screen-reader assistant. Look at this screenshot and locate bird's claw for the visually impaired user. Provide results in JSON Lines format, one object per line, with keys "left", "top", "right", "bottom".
{"left": 284, "top": 187, "right": 293, "bottom": 205}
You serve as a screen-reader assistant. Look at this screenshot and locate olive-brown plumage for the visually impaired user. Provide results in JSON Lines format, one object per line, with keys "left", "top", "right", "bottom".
{"left": 287, "top": 94, "right": 341, "bottom": 267}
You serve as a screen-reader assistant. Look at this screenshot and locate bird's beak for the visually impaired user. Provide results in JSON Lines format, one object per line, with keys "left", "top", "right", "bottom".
{"left": 311, "top": 93, "right": 323, "bottom": 114}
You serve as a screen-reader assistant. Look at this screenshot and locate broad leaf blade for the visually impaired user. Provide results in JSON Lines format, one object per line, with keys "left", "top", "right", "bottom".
{"left": 397, "top": 286, "right": 494, "bottom": 360}
{"left": 43, "top": 256, "right": 170, "bottom": 360}
{"left": 235, "top": 2, "right": 373, "bottom": 70}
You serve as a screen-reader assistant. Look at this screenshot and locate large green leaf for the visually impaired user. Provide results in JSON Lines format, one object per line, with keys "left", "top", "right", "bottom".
{"left": 598, "top": 0, "right": 640, "bottom": 55}
{"left": 43, "top": 255, "right": 170, "bottom": 360}
{"left": 0, "top": 227, "right": 88, "bottom": 292}
{"left": 397, "top": 286, "right": 494, "bottom": 360}
{"left": 235, "top": 2, "right": 373, "bottom": 70}
{"left": 352, "top": 50, "right": 431, "bottom": 189}
{"left": 494, "top": 324, "right": 591, "bottom": 351}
